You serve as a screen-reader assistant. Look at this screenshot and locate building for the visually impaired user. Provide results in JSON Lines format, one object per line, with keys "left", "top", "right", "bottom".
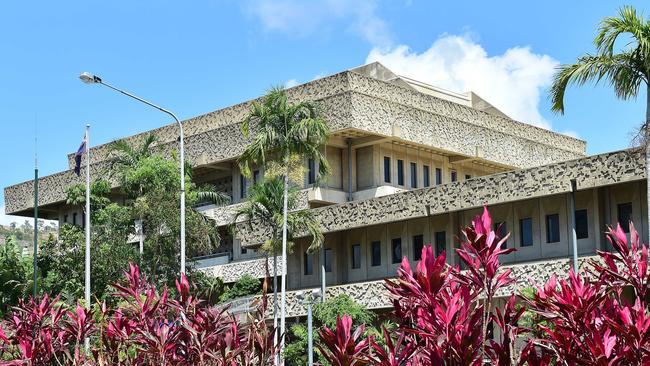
{"left": 4, "top": 62, "right": 647, "bottom": 317}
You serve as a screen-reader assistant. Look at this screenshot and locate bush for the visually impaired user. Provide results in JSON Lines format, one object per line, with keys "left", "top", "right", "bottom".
{"left": 219, "top": 274, "right": 262, "bottom": 302}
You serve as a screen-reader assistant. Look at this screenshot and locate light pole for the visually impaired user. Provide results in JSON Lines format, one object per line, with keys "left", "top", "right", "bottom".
{"left": 79, "top": 72, "right": 187, "bottom": 274}
{"left": 296, "top": 289, "right": 322, "bottom": 366}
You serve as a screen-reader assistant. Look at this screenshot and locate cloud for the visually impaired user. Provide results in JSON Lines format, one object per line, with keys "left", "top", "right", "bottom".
{"left": 366, "top": 34, "right": 559, "bottom": 129}
{"left": 285, "top": 79, "right": 299, "bottom": 88}
{"left": 0, "top": 205, "right": 25, "bottom": 227}
{"left": 245, "top": 0, "right": 392, "bottom": 46}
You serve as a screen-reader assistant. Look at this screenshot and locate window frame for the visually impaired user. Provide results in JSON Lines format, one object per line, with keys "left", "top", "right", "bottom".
{"left": 546, "top": 213, "right": 560, "bottom": 243}
{"left": 351, "top": 244, "right": 361, "bottom": 269}
{"left": 391, "top": 238, "right": 402, "bottom": 264}
{"left": 410, "top": 162, "right": 418, "bottom": 188}
{"left": 413, "top": 234, "right": 424, "bottom": 260}
{"left": 371, "top": 241, "right": 381, "bottom": 267}
{"left": 519, "top": 217, "right": 533, "bottom": 247}
{"left": 383, "top": 156, "right": 391, "bottom": 183}
{"left": 397, "top": 160, "right": 404, "bottom": 186}
{"left": 575, "top": 209, "right": 589, "bottom": 240}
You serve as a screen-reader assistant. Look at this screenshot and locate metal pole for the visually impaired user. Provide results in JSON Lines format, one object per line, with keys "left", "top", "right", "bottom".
{"left": 95, "top": 80, "right": 186, "bottom": 275}
{"left": 569, "top": 179, "right": 579, "bottom": 272}
{"left": 84, "top": 124, "right": 91, "bottom": 351}
{"left": 321, "top": 246, "right": 326, "bottom": 303}
{"left": 137, "top": 219, "right": 144, "bottom": 255}
{"left": 307, "top": 301, "right": 313, "bottom": 366}
{"left": 32, "top": 165, "right": 38, "bottom": 298}
{"left": 280, "top": 169, "right": 289, "bottom": 364}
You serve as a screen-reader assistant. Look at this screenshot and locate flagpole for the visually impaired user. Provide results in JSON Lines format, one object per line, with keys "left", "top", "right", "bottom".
{"left": 84, "top": 124, "right": 91, "bottom": 351}
{"left": 32, "top": 120, "right": 38, "bottom": 298}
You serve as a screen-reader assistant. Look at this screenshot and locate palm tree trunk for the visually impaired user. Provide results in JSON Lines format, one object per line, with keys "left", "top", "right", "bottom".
{"left": 279, "top": 166, "right": 289, "bottom": 365}
{"left": 643, "top": 85, "right": 650, "bottom": 246}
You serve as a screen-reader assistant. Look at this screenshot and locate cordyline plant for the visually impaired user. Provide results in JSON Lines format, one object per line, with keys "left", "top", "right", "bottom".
{"left": 318, "top": 206, "right": 650, "bottom": 365}
{"left": 0, "top": 263, "right": 277, "bottom": 365}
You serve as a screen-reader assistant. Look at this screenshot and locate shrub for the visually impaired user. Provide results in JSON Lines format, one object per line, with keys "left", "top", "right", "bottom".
{"left": 219, "top": 274, "right": 262, "bottom": 303}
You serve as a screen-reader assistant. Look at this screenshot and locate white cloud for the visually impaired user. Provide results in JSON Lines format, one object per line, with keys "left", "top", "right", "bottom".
{"left": 245, "top": 0, "right": 392, "bottom": 46}
{"left": 366, "top": 34, "right": 559, "bottom": 129}
{"left": 285, "top": 79, "right": 299, "bottom": 88}
{"left": 560, "top": 130, "right": 580, "bottom": 139}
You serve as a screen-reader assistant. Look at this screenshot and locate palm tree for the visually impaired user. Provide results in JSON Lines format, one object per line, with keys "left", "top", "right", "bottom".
{"left": 234, "top": 177, "right": 324, "bottom": 338}
{"left": 550, "top": 5, "right": 650, "bottom": 238}
{"left": 239, "top": 87, "right": 330, "bottom": 359}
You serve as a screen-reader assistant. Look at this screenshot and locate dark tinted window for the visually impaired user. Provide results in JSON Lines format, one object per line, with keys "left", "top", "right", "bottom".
{"left": 413, "top": 235, "right": 424, "bottom": 260}
{"left": 73, "top": 213, "right": 78, "bottom": 226}
{"left": 410, "top": 162, "right": 417, "bottom": 188}
{"left": 308, "top": 159, "right": 316, "bottom": 184}
{"left": 435, "top": 231, "right": 446, "bottom": 257}
{"left": 465, "top": 174, "right": 471, "bottom": 180}
{"left": 240, "top": 174, "right": 246, "bottom": 199}
{"left": 391, "top": 238, "right": 402, "bottom": 264}
{"left": 351, "top": 244, "right": 361, "bottom": 269}
{"left": 423, "top": 165, "right": 430, "bottom": 187}
{"left": 397, "top": 160, "right": 404, "bottom": 185}
{"left": 520, "top": 218, "right": 533, "bottom": 247}
{"left": 371, "top": 241, "right": 381, "bottom": 267}
{"left": 575, "top": 209, "right": 588, "bottom": 239}
{"left": 324, "top": 248, "right": 332, "bottom": 272}
{"left": 451, "top": 170, "right": 457, "bottom": 182}
{"left": 304, "top": 253, "right": 313, "bottom": 275}
{"left": 618, "top": 202, "right": 633, "bottom": 233}
{"left": 546, "top": 214, "right": 560, "bottom": 243}
{"left": 383, "top": 157, "right": 391, "bottom": 183}
{"left": 435, "top": 168, "right": 442, "bottom": 185}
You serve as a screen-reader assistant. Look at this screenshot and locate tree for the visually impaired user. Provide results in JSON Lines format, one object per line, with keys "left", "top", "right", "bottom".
{"left": 550, "top": 5, "right": 650, "bottom": 236}
{"left": 239, "top": 86, "right": 330, "bottom": 355}
{"left": 234, "top": 177, "right": 324, "bottom": 334}
{"left": 0, "top": 237, "right": 32, "bottom": 315}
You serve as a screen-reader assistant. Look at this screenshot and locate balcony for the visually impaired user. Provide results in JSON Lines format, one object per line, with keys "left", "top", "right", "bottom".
{"left": 195, "top": 255, "right": 285, "bottom": 284}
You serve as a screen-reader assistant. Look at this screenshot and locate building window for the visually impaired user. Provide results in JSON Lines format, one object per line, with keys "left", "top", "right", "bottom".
{"left": 304, "top": 252, "right": 313, "bottom": 275}
{"left": 410, "top": 162, "right": 417, "bottom": 188}
{"left": 391, "top": 238, "right": 402, "bottom": 264}
{"left": 618, "top": 202, "right": 633, "bottom": 233}
{"left": 434, "top": 231, "right": 446, "bottom": 257}
{"left": 351, "top": 244, "right": 361, "bottom": 269}
{"left": 435, "top": 168, "right": 442, "bottom": 185}
{"left": 519, "top": 218, "right": 533, "bottom": 247}
{"left": 397, "top": 160, "right": 404, "bottom": 186}
{"left": 63, "top": 214, "right": 68, "bottom": 224}
{"left": 308, "top": 159, "right": 316, "bottom": 184}
{"left": 253, "top": 170, "right": 260, "bottom": 184}
{"left": 324, "top": 248, "right": 332, "bottom": 272}
{"left": 241, "top": 246, "right": 248, "bottom": 254}
{"left": 465, "top": 174, "right": 471, "bottom": 180}
{"left": 575, "top": 209, "right": 588, "bottom": 239}
{"left": 423, "top": 165, "right": 430, "bottom": 187}
{"left": 546, "top": 214, "right": 560, "bottom": 243}
{"left": 413, "top": 234, "right": 424, "bottom": 260}
{"left": 240, "top": 174, "right": 246, "bottom": 199}
{"left": 73, "top": 213, "right": 78, "bottom": 226}
{"left": 371, "top": 241, "right": 381, "bottom": 267}
{"left": 494, "top": 222, "right": 507, "bottom": 248}
{"left": 384, "top": 157, "right": 391, "bottom": 183}
{"left": 451, "top": 170, "right": 457, "bottom": 182}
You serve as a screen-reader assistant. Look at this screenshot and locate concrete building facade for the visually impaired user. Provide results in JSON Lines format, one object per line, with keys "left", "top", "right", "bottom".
{"left": 4, "top": 63, "right": 646, "bottom": 317}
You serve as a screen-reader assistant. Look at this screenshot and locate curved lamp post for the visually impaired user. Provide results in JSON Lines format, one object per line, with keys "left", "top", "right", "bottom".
{"left": 79, "top": 72, "right": 187, "bottom": 274}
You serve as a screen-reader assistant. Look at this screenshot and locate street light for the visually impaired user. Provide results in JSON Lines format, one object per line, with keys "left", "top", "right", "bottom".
{"left": 79, "top": 72, "right": 188, "bottom": 274}
{"left": 296, "top": 289, "right": 322, "bottom": 366}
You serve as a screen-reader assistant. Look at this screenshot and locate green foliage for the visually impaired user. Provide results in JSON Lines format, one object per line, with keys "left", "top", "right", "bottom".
{"left": 219, "top": 274, "right": 262, "bottom": 303}
{"left": 0, "top": 237, "right": 32, "bottom": 315}
{"left": 189, "top": 271, "right": 226, "bottom": 306}
{"left": 284, "top": 294, "right": 375, "bottom": 365}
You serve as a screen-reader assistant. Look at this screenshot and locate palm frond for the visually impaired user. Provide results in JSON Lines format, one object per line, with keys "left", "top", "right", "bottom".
{"left": 596, "top": 6, "right": 650, "bottom": 57}
{"left": 196, "top": 191, "right": 231, "bottom": 206}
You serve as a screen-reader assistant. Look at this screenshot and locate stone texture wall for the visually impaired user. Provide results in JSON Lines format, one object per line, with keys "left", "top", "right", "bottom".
{"left": 238, "top": 149, "right": 645, "bottom": 246}
{"left": 6, "top": 70, "right": 585, "bottom": 215}
{"left": 198, "top": 256, "right": 285, "bottom": 283}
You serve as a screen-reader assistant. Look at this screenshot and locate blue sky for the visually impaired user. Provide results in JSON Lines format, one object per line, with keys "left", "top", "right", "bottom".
{"left": 0, "top": 0, "right": 647, "bottom": 224}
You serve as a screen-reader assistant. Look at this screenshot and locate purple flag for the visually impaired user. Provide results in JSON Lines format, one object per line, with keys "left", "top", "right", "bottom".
{"left": 74, "top": 134, "right": 87, "bottom": 177}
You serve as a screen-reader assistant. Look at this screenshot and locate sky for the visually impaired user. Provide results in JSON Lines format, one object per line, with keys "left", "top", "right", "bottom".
{"left": 0, "top": 0, "right": 647, "bottom": 225}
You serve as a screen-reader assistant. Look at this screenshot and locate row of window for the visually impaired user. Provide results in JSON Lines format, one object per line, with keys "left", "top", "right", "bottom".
{"left": 303, "top": 203, "right": 633, "bottom": 274}
{"left": 62, "top": 212, "right": 84, "bottom": 228}
{"left": 383, "top": 157, "right": 469, "bottom": 188}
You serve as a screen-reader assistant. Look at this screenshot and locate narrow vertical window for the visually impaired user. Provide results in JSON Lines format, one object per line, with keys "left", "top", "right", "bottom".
{"left": 253, "top": 170, "right": 260, "bottom": 184}
{"left": 546, "top": 214, "right": 560, "bottom": 243}
{"left": 520, "top": 218, "right": 533, "bottom": 247}
{"left": 383, "top": 157, "right": 391, "bottom": 183}
{"left": 304, "top": 252, "right": 313, "bottom": 275}
{"left": 308, "top": 159, "right": 316, "bottom": 184}
{"left": 435, "top": 168, "right": 442, "bottom": 185}
{"left": 240, "top": 174, "right": 246, "bottom": 199}
{"left": 451, "top": 170, "right": 457, "bottom": 182}
{"left": 410, "top": 162, "right": 417, "bottom": 188}
{"left": 397, "top": 160, "right": 404, "bottom": 186}
{"left": 63, "top": 214, "right": 68, "bottom": 224}
{"left": 73, "top": 213, "right": 78, "bottom": 226}
{"left": 324, "top": 248, "right": 332, "bottom": 272}
{"left": 575, "top": 209, "right": 588, "bottom": 239}
{"left": 413, "top": 234, "right": 424, "bottom": 260}
{"left": 423, "top": 165, "right": 430, "bottom": 187}
{"left": 371, "top": 241, "right": 381, "bottom": 266}
{"left": 351, "top": 244, "right": 361, "bottom": 269}
{"left": 617, "top": 202, "right": 633, "bottom": 233}
{"left": 434, "top": 231, "right": 446, "bottom": 257}
{"left": 391, "top": 238, "right": 402, "bottom": 264}
{"left": 494, "top": 222, "right": 508, "bottom": 248}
